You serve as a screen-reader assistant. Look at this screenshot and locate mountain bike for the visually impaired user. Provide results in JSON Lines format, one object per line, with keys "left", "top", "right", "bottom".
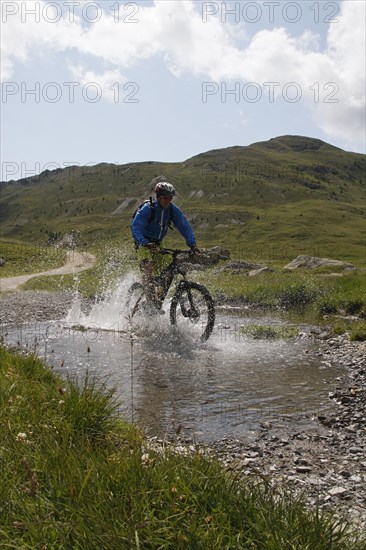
{"left": 125, "top": 249, "right": 215, "bottom": 341}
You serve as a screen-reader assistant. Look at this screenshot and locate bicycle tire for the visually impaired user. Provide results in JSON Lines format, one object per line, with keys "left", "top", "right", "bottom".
{"left": 125, "top": 282, "right": 144, "bottom": 319}
{"left": 170, "top": 281, "right": 215, "bottom": 342}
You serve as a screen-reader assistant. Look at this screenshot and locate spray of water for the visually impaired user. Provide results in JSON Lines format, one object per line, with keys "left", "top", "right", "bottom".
{"left": 63, "top": 270, "right": 215, "bottom": 354}
{"left": 65, "top": 272, "right": 138, "bottom": 332}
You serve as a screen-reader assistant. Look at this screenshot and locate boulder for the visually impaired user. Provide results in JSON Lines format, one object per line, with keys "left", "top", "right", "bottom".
{"left": 180, "top": 246, "right": 230, "bottom": 271}
{"left": 220, "top": 261, "right": 262, "bottom": 272}
{"left": 248, "top": 267, "right": 273, "bottom": 276}
{"left": 284, "top": 255, "right": 354, "bottom": 270}
{"left": 0, "top": 258, "right": 5, "bottom": 267}
{"left": 202, "top": 246, "right": 230, "bottom": 265}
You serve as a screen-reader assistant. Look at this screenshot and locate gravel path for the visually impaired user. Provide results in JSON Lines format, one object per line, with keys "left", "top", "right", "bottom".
{"left": 0, "top": 291, "right": 365, "bottom": 530}
{"left": 0, "top": 251, "right": 96, "bottom": 291}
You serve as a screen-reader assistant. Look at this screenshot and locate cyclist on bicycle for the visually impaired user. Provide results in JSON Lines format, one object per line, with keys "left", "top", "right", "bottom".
{"left": 130, "top": 180, "right": 199, "bottom": 313}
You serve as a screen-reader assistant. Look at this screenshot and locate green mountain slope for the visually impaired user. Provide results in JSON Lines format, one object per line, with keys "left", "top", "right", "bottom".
{"left": 1, "top": 135, "right": 365, "bottom": 263}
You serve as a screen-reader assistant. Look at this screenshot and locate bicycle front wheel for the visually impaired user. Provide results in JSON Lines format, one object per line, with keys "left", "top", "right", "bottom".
{"left": 125, "top": 282, "right": 145, "bottom": 320}
{"left": 170, "top": 281, "right": 215, "bottom": 342}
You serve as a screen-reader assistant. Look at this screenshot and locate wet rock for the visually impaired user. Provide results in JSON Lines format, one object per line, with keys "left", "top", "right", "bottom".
{"left": 350, "top": 475, "right": 363, "bottom": 483}
{"left": 349, "top": 447, "right": 364, "bottom": 454}
{"left": 328, "top": 486, "right": 348, "bottom": 497}
{"left": 296, "top": 466, "right": 312, "bottom": 473}
{"left": 294, "top": 457, "right": 310, "bottom": 466}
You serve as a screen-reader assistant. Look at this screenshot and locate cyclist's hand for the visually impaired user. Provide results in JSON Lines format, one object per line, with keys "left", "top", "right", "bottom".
{"left": 145, "top": 243, "right": 160, "bottom": 254}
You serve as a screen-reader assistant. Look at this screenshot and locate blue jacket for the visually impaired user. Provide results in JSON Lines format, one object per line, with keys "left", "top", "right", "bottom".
{"left": 131, "top": 199, "right": 196, "bottom": 247}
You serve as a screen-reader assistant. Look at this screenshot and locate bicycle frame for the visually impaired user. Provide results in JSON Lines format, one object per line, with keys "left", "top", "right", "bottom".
{"left": 151, "top": 249, "right": 190, "bottom": 307}
{"left": 127, "top": 248, "right": 215, "bottom": 340}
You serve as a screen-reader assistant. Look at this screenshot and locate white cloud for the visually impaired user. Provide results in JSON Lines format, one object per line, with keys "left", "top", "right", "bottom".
{"left": 1, "top": 0, "right": 364, "bottom": 146}
{"left": 0, "top": 1, "right": 83, "bottom": 79}
{"left": 316, "top": 1, "right": 366, "bottom": 144}
{"left": 68, "top": 65, "right": 127, "bottom": 102}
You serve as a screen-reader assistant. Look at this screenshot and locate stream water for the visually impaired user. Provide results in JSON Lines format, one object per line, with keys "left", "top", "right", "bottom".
{"left": 2, "top": 279, "right": 343, "bottom": 442}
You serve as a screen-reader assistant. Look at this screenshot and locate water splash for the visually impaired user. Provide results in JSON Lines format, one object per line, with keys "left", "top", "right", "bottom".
{"left": 65, "top": 272, "right": 138, "bottom": 332}
{"left": 64, "top": 271, "right": 214, "bottom": 349}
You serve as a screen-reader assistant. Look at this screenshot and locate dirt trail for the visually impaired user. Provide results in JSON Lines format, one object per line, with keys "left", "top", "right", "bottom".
{"left": 0, "top": 251, "right": 96, "bottom": 292}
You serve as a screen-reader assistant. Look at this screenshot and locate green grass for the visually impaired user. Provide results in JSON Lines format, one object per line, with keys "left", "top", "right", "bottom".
{"left": 204, "top": 268, "right": 366, "bottom": 320}
{"left": 0, "top": 240, "right": 66, "bottom": 277}
{"left": 240, "top": 324, "right": 299, "bottom": 339}
{"left": 333, "top": 320, "right": 366, "bottom": 341}
{"left": 20, "top": 243, "right": 135, "bottom": 298}
{"left": 0, "top": 345, "right": 363, "bottom": 549}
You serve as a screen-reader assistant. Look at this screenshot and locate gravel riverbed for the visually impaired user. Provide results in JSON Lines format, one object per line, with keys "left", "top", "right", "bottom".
{"left": 1, "top": 291, "right": 365, "bottom": 530}
{"left": 150, "top": 334, "right": 366, "bottom": 530}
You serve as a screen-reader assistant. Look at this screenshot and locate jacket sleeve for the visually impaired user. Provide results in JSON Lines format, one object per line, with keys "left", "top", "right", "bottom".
{"left": 171, "top": 204, "right": 196, "bottom": 247}
{"left": 130, "top": 204, "right": 151, "bottom": 246}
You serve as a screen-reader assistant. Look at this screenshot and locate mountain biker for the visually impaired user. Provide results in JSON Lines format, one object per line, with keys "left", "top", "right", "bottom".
{"left": 130, "top": 180, "right": 199, "bottom": 313}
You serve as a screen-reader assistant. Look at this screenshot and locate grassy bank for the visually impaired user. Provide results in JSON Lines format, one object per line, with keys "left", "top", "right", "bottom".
{"left": 0, "top": 346, "right": 364, "bottom": 549}
{"left": 0, "top": 240, "right": 67, "bottom": 277}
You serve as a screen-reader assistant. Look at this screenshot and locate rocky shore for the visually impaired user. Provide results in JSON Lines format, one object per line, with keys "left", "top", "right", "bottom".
{"left": 205, "top": 336, "right": 365, "bottom": 525}
{"left": 1, "top": 291, "right": 365, "bottom": 530}
{"left": 149, "top": 334, "right": 366, "bottom": 530}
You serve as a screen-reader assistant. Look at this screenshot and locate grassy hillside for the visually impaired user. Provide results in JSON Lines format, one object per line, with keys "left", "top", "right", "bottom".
{"left": 1, "top": 136, "right": 365, "bottom": 263}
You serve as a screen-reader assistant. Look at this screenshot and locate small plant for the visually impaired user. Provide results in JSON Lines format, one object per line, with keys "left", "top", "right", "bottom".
{"left": 241, "top": 324, "right": 298, "bottom": 339}
{"left": 317, "top": 300, "right": 338, "bottom": 315}
{"left": 350, "top": 323, "right": 366, "bottom": 341}
{"left": 279, "top": 283, "right": 317, "bottom": 310}
{"left": 343, "top": 300, "right": 364, "bottom": 315}
{"left": 332, "top": 321, "right": 366, "bottom": 340}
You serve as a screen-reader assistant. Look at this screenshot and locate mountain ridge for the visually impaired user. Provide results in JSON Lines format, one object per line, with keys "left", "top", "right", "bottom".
{"left": 1, "top": 135, "right": 365, "bottom": 263}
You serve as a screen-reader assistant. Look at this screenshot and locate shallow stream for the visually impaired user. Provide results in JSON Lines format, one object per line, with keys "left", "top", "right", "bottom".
{"left": 2, "top": 280, "right": 344, "bottom": 442}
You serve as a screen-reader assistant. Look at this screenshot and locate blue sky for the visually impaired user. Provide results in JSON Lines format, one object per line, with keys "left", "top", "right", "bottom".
{"left": 1, "top": 0, "right": 365, "bottom": 181}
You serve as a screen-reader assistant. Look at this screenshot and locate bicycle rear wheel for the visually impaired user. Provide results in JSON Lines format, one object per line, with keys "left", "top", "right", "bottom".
{"left": 125, "top": 282, "right": 145, "bottom": 319}
{"left": 170, "top": 281, "right": 215, "bottom": 342}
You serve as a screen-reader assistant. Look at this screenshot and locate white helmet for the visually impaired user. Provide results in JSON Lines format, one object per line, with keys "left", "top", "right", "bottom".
{"left": 154, "top": 181, "right": 176, "bottom": 197}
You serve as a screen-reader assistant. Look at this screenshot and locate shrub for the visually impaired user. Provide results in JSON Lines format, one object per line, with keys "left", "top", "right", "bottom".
{"left": 279, "top": 284, "right": 317, "bottom": 310}
{"left": 350, "top": 324, "right": 366, "bottom": 341}
{"left": 317, "top": 301, "right": 338, "bottom": 315}
{"left": 344, "top": 300, "right": 364, "bottom": 315}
